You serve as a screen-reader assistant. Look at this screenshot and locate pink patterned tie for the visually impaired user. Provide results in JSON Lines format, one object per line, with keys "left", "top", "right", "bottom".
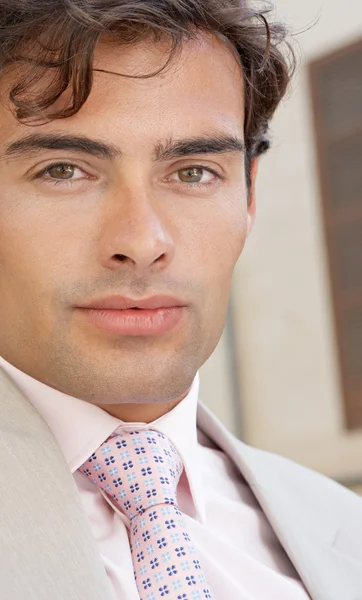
{"left": 79, "top": 429, "right": 214, "bottom": 600}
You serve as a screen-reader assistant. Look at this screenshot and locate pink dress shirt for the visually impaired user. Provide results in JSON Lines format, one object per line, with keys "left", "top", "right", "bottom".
{"left": 0, "top": 356, "right": 311, "bottom": 599}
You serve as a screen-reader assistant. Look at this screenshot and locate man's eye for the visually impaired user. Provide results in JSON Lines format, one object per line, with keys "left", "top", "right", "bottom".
{"left": 34, "top": 163, "right": 85, "bottom": 185}
{"left": 46, "top": 164, "right": 76, "bottom": 179}
{"left": 178, "top": 167, "right": 206, "bottom": 183}
{"left": 174, "top": 166, "right": 222, "bottom": 185}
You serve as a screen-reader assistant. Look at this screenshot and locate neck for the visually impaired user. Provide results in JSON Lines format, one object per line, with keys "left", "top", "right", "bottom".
{"left": 94, "top": 394, "right": 188, "bottom": 423}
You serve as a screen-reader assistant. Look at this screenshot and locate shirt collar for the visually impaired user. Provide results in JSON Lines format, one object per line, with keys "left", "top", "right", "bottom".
{"left": 0, "top": 356, "right": 205, "bottom": 521}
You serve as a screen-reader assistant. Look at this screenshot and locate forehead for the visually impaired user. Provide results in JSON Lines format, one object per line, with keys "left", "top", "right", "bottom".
{"left": 0, "top": 32, "right": 245, "bottom": 143}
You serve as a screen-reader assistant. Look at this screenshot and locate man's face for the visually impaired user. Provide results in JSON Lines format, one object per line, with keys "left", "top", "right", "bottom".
{"left": 0, "top": 33, "right": 255, "bottom": 406}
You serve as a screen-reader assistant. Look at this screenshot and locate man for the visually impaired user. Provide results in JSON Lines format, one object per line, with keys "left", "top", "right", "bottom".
{"left": 0, "top": 1, "right": 361, "bottom": 599}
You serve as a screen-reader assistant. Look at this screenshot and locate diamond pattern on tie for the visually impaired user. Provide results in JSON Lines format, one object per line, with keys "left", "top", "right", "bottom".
{"left": 79, "top": 429, "right": 213, "bottom": 600}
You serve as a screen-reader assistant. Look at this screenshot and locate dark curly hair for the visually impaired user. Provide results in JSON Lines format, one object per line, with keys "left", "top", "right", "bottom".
{"left": 0, "top": 0, "right": 296, "bottom": 191}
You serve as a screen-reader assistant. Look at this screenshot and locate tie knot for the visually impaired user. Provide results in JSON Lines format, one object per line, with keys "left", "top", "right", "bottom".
{"left": 80, "top": 429, "right": 184, "bottom": 520}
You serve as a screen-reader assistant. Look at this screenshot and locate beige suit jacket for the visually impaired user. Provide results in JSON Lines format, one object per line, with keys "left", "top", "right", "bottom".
{"left": 1, "top": 366, "right": 362, "bottom": 600}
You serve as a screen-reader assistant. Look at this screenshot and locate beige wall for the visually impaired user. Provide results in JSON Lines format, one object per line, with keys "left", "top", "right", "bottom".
{"left": 200, "top": 1, "right": 362, "bottom": 484}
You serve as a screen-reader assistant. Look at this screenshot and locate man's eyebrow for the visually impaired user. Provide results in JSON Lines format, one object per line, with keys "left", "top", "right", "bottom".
{"left": 1, "top": 132, "right": 245, "bottom": 162}
{"left": 154, "top": 135, "right": 245, "bottom": 161}
{"left": 2, "top": 133, "right": 122, "bottom": 160}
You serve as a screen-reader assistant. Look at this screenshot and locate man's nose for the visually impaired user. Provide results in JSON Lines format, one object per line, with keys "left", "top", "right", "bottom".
{"left": 99, "top": 192, "right": 176, "bottom": 274}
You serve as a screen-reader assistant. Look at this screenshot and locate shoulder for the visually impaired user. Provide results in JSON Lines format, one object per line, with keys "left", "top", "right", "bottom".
{"left": 234, "top": 434, "right": 362, "bottom": 510}
{"left": 198, "top": 400, "right": 361, "bottom": 510}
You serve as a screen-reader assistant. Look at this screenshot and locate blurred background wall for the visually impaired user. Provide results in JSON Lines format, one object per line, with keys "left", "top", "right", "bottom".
{"left": 199, "top": 0, "right": 362, "bottom": 495}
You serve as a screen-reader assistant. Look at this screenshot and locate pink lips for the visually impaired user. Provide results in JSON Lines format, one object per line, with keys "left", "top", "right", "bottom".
{"left": 77, "top": 295, "right": 187, "bottom": 336}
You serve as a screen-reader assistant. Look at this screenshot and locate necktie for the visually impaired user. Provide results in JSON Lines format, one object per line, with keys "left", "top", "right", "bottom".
{"left": 79, "top": 429, "right": 214, "bottom": 600}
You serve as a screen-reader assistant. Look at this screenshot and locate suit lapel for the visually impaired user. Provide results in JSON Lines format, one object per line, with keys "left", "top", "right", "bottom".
{"left": 197, "top": 401, "right": 362, "bottom": 600}
{"left": 0, "top": 367, "right": 115, "bottom": 600}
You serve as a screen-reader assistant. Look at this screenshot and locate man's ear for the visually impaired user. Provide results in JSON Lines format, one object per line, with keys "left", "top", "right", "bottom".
{"left": 246, "top": 158, "right": 258, "bottom": 237}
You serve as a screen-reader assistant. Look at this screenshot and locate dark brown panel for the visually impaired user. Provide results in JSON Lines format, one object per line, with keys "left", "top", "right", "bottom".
{"left": 326, "top": 133, "right": 362, "bottom": 214}
{"left": 316, "top": 40, "right": 362, "bottom": 137}
{"left": 309, "top": 36, "right": 362, "bottom": 430}
{"left": 331, "top": 218, "right": 362, "bottom": 294}
{"left": 338, "top": 306, "right": 362, "bottom": 427}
